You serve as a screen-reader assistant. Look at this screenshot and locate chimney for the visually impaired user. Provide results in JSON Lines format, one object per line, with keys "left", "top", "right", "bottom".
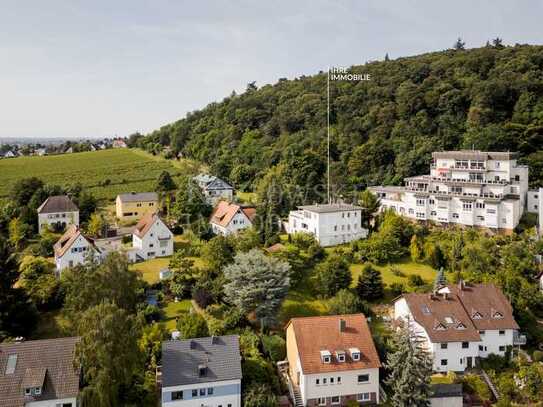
{"left": 190, "top": 340, "right": 196, "bottom": 350}
{"left": 211, "top": 335, "right": 217, "bottom": 344}
{"left": 339, "top": 319, "right": 346, "bottom": 332}
{"left": 198, "top": 364, "right": 207, "bottom": 377}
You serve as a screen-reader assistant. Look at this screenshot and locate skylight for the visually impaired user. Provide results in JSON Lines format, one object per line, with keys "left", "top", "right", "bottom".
{"left": 5, "top": 354, "right": 17, "bottom": 374}
{"left": 422, "top": 305, "right": 431, "bottom": 315}
{"left": 444, "top": 316, "right": 454, "bottom": 324}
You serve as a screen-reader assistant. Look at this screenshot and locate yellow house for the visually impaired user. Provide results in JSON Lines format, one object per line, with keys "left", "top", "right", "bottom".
{"left": 115, "top": 192, "right": 159, "bottom": 222}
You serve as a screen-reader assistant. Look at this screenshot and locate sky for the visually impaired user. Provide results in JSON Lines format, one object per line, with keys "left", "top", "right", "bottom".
{"left": 1, "top": 0, "right": 542, "bottom": 139}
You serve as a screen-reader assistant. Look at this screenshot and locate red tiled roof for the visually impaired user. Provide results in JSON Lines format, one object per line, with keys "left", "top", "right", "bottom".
{"left": 210, "top": 201, "right": 255, "bottom": 228}
{"left": 286, "top": 314, "right": 381, "bottom": 374}
{"left": 133, "top": 212, "right": 161, "bottom": 238}
{"left": 53, "top": 225, "right": 96, "bottom": 258}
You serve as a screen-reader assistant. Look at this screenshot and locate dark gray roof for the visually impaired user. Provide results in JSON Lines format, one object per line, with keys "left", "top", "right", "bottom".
{"left": 298, "top": 203, "right": 363, "bottom": 213}
{"left": 0, "top": 337, "right": 80, "bottom": 407}
{"left": 193, "top": 174, "right": 233, "bottom": 190}
{"left": 161, "top": 335, "right": 242, "bottom": 387}
{"left": 432, "top": 150, "right": 518, "bottom": 161}
{"left": 37, "top": 196, "right": 79, "bottom": 214}
{"left": 117, "top": 192, "right": 158, "bottom": 203}
{"left": 430, "top": 383, "right": 463, "bottom": 398}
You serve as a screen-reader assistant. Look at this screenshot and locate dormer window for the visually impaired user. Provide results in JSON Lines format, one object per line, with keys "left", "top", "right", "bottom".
{"left": 320, "top": 350, "right": 332, "bottom": 363}
{"left": 25, "top": 388, "right": 31, "bottom": 396}
{"left": 456, "top": 322, "right": 466, "bottom": 330}
{"left": 434, "top": 322, "right": 447, "bottom": 331}
{"left": 34, "top": 387, "right": 41, "bottom": 395}
{"left": 349, "top": 347, "right": 361, "bottom": 361}
{"left": 472, "top": 311, "right": 482, "bottom": 319}
{"left": 492, "top": 311, "right": 504, "bottom": 319}
{"left": 336, "top": 351, "right": 346, "bottom": 363}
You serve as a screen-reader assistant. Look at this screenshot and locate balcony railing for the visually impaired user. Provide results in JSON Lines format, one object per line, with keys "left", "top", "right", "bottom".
{"left": 513, "top": 332, "right": 527, "bottom": 346}
{"left": 406, "top": 175, "right": 509, "bottom": 186}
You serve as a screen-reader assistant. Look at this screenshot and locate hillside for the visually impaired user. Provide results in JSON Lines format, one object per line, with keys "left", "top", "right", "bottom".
{"left": 0, "top": 149, "right": 198, "bottom": 201}
{"left": 139, "top": 44, "right": 543, "bottom": 200}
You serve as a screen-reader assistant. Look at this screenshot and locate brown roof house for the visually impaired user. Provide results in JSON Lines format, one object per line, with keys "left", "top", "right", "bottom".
{"left": 54, "top": 225, "right": 101, "bottom": 274}
{"left": 209, "top": 201, "right": 256, "bottom": 236}
{"left": 37, "top": 195, "right": 79, "bottom": 234}
{"left": 0, "top": 337, "right": 81, "bottom": 407}
{"left": 128, "top": 212, "right": 173, "bottom": 262}
{"left": 393, "top": 281, "right": 523, "bottom": 372}
{"left": 285, "top": 314, "right": 381, "bottom": 406}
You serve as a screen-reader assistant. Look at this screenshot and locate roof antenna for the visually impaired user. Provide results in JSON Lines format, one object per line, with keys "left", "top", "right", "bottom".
{"left": 327, "top": 66, "right": 331, "bottom": 205}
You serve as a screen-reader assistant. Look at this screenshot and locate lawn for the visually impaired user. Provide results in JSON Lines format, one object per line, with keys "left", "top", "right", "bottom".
{"left": 350, "top": 258, "right": 437, "bottom": 288}
{"left": 130, "top": 257, "right": 171, "bottom": 284}
{"left": 0, "top": 148, "right": 198, "bottom": 202}
{"left": 236, "top": 191, "right": 257, "bottom": 204}
{"left": 160, "top": 299, "right": 192, "bottom": 331}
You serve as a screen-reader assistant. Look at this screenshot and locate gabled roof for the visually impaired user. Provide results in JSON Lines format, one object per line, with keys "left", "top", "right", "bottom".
{"left": 37, "top": 196, "right": 79, "bottom": 214}
{"left": 193, "top": 174, "right": 233, "bottom": 190}
{"left": 286, "top": 314, "right": 381, "bottom": 374}
{"left": 53, "top": 225, "right": 97, "bottom": 258}
{"left": 297, "top": 203, "right": 363, "bottom": 213}
{"left": 161, "top": 335, "right": 242, "bottom": 387}
{"left": 133, "top": 212, "right": 170, "bottom": 239}
{"left": 0, "top": 337, "right": 80, "bottom": 407}
{"left": 398, "top": 282, "right": 518, "bottom": 343}
{"left": 117, "top": 192, "right": 158, "bottom": 203}
{"left": 209, "top": 201, "right": 255, "bottom": 228}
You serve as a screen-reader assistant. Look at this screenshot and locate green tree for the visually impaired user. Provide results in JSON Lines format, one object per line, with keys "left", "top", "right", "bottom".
{"left": 75, "top": 301, "right": 143, "bottom": 407}
{"left": 168, "top": 252, "right": 199, "bottom": 298}
{"left": 356, "top": 264, "right": 384, "bottom": 301}
{"left": 87, "top": 213, "right": 106, "bottom": 237}
{"left": 8, "top": 217, "right": 27, "bottom": 250}
{"left": 261, "top": 335, "right": 286, "bottom": 362}
{"left": 171, "top": 177, "right": 211, "bottom": 226}
{"left": 223, "top": 249, "right": 290, "bottom": 329}
{"left": 454, "top": 37, "right": 466, "bottom": 50}
{"left": 385, "top": 328, "right": 432, "bottom": 407}
{"left": 201, "top": 235, "right": 234, "bottom": 271}
{"left": 177, "top": 312, "right": 209, "bottom": 339}
{"left": 243, "top": 384, "right": 278, "bottom": 407}
{"left": 253, "top": 165, "right": 285, "bottom": 245}
{"left": 155, "top": 170, "right": 177, "bottom": 192}
{"left": 77, "top": 192, "right": 97, "bottom": 224}
{"left": 10, "top": 177, "right": 44, "bottom": 206}
{"left": 410, "top": 235, "right": 423, "bottom": 261}
{"left": 328, "top": 289, "right": 366, "bottom": 315}
{"left": 18, "top": 255, "right": 59, "bottom": 308}
{"left": 359, "top": 189, "right": 380, "bottom": 229}
{"left": 315, "top": 253, "right": 352, "bottom": 298}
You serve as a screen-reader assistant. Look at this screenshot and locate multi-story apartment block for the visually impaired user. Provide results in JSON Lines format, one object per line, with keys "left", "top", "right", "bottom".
{"left": 160, "top": 335, "right": 242, "bottom": 407}
{"left": 286, "top": 204, "right": 368, "bottom": 247}
{"left": 285, "top": 314, "right": 381, "bottom": 406}
{"left": 370, "top": 151, "right": 530, "bottom": 232}
{"left": 393, "top": 282, "right": 524, "bottom": 372}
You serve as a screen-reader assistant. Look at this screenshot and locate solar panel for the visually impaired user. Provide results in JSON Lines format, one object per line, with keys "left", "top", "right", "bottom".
{"left": 5, "top": 354, "right": 17, "bottom": 374}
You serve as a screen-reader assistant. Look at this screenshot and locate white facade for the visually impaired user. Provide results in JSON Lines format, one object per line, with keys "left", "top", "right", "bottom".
{"left": 55, "top": 234, "right": 100, "bottom": 273}
{"left": 38, "top": 210, "right": 79, "bottom": 234}
{"left": 161, "top": 379, "right": 241, "bottom": 407}
{"left": 210, "top": 209, "right": 254, "bottom": 236}
{"left": 394, "top": 297, "right": 516, "bottom": 372}
{"left": 287, "top": 204, "right": 368, "bottom": 247}
{"left": 371, "top": 151, "right": 530, "bottom": 231}
{"left": 132, "top": 217, "right": 174, "bottom": 260}
{"left": 26, "top": 397, "right": 77, "bottom": 407}
{"left": 528, "top": 187, "right": 543, "bottom": 235}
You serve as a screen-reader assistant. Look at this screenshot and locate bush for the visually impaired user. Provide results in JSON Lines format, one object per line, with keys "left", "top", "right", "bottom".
{"left": 328, "top": 289, "right": 365, "bottom": 315}
{"left": 388, "top": 282, "right": 405, "bottom": 297}
{"left": 533, "top": 350, "right": 543, "bottom": 362}
{"left": 461, "top": 373, "right": 491, "bottom": 401}
{"left": 176, "top": 312, "right": 209, "bottom": 339}
{"left": 142, "top": 304, "right": 162, "bottom": 323}
{"left": 407, "top": 274, "right": 425, "bottom": 287}
{"left": 390, "top": 265, "right": 405, "bottom": 277}
{"left": 262, "top": 335, "right": 286, "bottom": 362}
{"left": 192, "top": 287, "right": 214, "bottom": 309}
{"left": 243, "top": 383, "right": 278, "bottom": 407}
{"left": 122, "top": 235, "right": 132, "bottom": 244}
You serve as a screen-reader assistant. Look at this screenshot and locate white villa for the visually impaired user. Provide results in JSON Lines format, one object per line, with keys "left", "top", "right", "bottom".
{"left": 209, "top": 201, "right": 256, "bottom": 236}
{"left": 54, "top": 225, "right": 101, "bottom": 273}
{"left": 37, "top": 195, "right": 79, "bottom": 233}
{"left": 286, "top": 203, "right": 368, "bottom": 247}
{"left": 370, "top": 151, "right": 534, "bottom": 232}
{"left": 193, "top": 174, "right": 234, "bottom": 205}
{"left": 285, "top": 314, "right": 381, "bottom": 406}
{"left": 393, "top": 282, "right": 524, "bottom": 372}
{"left": 130, "top": 212, "right": 174, "bottom": 261}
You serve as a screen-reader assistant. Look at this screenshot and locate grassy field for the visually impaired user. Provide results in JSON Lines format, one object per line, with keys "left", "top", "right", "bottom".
{"left": 350, "top": 259, "right": 437, "bottom": 288}
{"left": 160, "top": 300, "right": 192, "bottom": 331}
{"left": 0, "top": 148, "right": 200, "bottom": 202}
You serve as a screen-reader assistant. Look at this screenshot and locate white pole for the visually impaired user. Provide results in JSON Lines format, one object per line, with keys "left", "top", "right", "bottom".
{"left": 327, "top": 67, "right": 331, "bottom": 204}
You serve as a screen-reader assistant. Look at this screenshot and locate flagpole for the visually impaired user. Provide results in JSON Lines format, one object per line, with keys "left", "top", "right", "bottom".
{"left": 327, "top": 67, "right": 330, "bottom": 204}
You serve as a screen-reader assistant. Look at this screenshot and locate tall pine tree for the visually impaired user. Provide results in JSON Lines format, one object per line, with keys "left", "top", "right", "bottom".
{"left": 356, "top": 264, "right": 384, "bottom": 301}
{"left": 385, "top": 328, "right": 432, "bottom": 407}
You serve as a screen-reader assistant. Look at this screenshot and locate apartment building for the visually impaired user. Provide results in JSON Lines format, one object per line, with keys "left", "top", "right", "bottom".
{"left": 286, "top": 204, "right": 368, "bottom": 247}
{"left": 285, "top": 314, "right": 381, "bottom": 406}
{"left": 393, "top": 282, "right": 524, "bottom": 372}
{"left": 115, "top": 192, "right": 158, "bottom": 223}
{"left": 370, "top": 151, "right": 530, "bottom": 232}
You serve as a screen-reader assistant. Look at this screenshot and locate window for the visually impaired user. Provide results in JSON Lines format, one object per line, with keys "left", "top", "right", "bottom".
{"left": 316, "top": 378, "right": 320, "bottom": 385}
{"left": 318, "top": 398, "right": 326, "bottom": 406}
{"left": 208, "top": 388, "right": 213, "bottom": 395}
{"left": 430, "top": 211, "right": 436, "bottom": 216}
{"left": 499, "top": 346, "right": 506, "bottom": 352}
{"left": 358, "top": 374, "right": 369, "bottom": 383}
{"left": 479, "top": 345, "right": 484, "bottom": 351}
{"left": 199, "top": 388, "right": 206, "bottom": 396}
{"left": 440, "top": 343, "right": 448, "bottom": 349}
{"left": 479, "top": 330, "right": 485, "bottom": 335}
{"left": 352, "top": 352, "right": 360, "bottom": 361}
{"left": 462, "top": 202, "right": 472, "bottom": 211}
{"left": 416, "top": 198, "right": 425, "bottom": 206}
{"left": 337, "top": 377, "right": 341, "bottom": 384}
{"left": 323, "top": 378, "right": 327, "bottom": 384}
{"left": 172, "top": 391, "right": 183, "bottom": 400}
{"left": 429, "top": 198, "right": 435, "bottom": 205}
{"left": 357, "top": 393, "right": 370, "bottom": 401}
{"left": 337, "top": 353, "right": 345, "bottom": 362}
{"left": 331, "top": 396, "right": 340, "bottom": 404}
{"left": 330, "top": 377, "right": 334, "bottom": 384}
{"left": 462, "top": 342, "right": 469, "bottom": 349}
{"left": 25, "top": 388, "right": 31, "bottom": 396}
{"left": 452, "top": 213, "right": 459, "bottom": 219}
{"left": 441, "top": 359, "right": 448, "bottom": 366}
{"left": 476, "top": 202, "right": 485, "bottom": 209}
{"left": 408, "top": 208, "right": 414, "bottom": 215}
{"left": 323, "top": 355, "right": 331, "bottom": 363}
{"left": 192, "top": 389, "right": 198, "bottom": 397}
{"left": 499, "top": 330, "right": 505, "bottom": 336}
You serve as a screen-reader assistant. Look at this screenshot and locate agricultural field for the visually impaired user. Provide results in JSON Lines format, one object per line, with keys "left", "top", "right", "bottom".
{"left": 0, "top": 148, "right": 200, "bottom": 202}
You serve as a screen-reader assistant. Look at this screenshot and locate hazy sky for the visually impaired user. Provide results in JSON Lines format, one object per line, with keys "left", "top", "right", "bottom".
{"left": 1, "top": 0, "right": 542, "bottom": 139}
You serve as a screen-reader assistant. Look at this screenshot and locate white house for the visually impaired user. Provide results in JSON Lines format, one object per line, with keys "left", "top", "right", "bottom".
{"left": 4, "top": 150, "right": 16, "bottom": 158}
{"left": 160, "top": 335, "right": 242, "bottom": 407}
{"left": 193, "top": 174, "right": 234, "bottom": 205}
{"left": 286, "top": 203, "right": 368, "bottom": 247}
{"left": 209, "top": 201, "right": 256, "bottom": 236}
{"left": 527, "top": 187, "right": 543, "bottom": 236}
{"left": 393, "top": 282, "right": 524, "bottom": 372}
{"left": 285, "top": 314, "right": 381, "bottom": 406}
{"left": 35, "top": 148, "right": 47, "bottom": 156}
{"left": 37, "top": 195, "right": 79, "bottom": 234}
{"left": 131, "top": 212, "right": 174, "bottom": 261}
{"left": 0, "top": 337, "right": 81, "bottom": 407}
{"left": 54, "top": 225, "right": 101, "bottom": 273}
{"left": 112, "top": 139, "right": 128, "bottom": 148}
{"left": 370, "top": 151, "right": 531, "bottom": 233}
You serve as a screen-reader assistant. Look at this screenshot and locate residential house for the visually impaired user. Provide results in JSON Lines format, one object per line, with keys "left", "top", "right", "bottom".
{"left": 0, "top": 337, "right": 81, "bottom": 407}
{"left": 285, "top": 314, "right": 381, "bottom": 406}
{"left": 131, "top": 212, "right": 173, "bottom": 261}
{"left": 209, "top": 201, "right": 256, "bottom": 236}
{"left": 116, "top": 192, "right": 159, "bottom": 222}
{"left": 112, "top": 139, "right": 128, "bottom": 148}
{"left": 527, "top": 187, "right": 543, "bottom": 236}
{"left": 370, "top": 150, "right": 533, "bottom": 233}
{"left": 64, "top": 147, "right": 73, "bottom": 154}
{"left": 193, "top": 174, "right": 234, "bottom": 205}
{"left": 160, "top": 335, "right": 242, "bottom": 407}
{"left": 54, "top": 225, "right": 101, "bottom": 273}
{"left": 35, "top": 148, "right": 47, "bottom": 156}
{"left": 4, "top": 150, "right": 16, "bottom": 158}
{"left": 37, "top": 195, "right": 79, "bottom": 233}
{"left": 286, "top": 204, "right": 368, "bottom": 247}
{"left": 393, "top": 282, "right": 524, "bottom": 372}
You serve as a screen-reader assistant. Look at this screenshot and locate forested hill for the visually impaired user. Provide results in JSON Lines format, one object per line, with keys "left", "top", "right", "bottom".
{"left": 138, "top": 44, "right": 543, "bottom": 196}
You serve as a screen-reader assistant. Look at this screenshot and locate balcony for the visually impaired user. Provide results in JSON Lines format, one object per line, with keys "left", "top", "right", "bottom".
{"left": 513, "top": 332, "right": 527, "bottom": 346}
{"left": 405, "top": 188, "right": 504, "bottom": 201}
{"left": 406, "top": 175, "right": 509, "bottom": 186}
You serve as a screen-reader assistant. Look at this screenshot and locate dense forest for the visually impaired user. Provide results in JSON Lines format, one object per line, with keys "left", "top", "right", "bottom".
{"left": 138, "top": 43, "right": 543, "bottom": 199}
